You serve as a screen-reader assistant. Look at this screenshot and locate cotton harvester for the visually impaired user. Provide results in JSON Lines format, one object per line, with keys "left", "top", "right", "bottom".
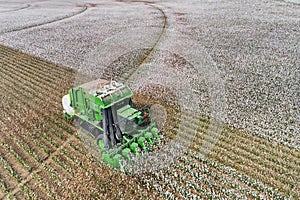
{"left": 62, "top": 79, "right": 160, "bottom": 170}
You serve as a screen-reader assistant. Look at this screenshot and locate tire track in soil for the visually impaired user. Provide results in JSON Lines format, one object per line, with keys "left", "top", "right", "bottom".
{"left": 103, "top": 2, "right": 167, "bottom": 82}
{"left": 0, "top": 5, "right": 88, "bottom": 34}
{"left": 0, "top": 4, "right": 31, "bottom": 13}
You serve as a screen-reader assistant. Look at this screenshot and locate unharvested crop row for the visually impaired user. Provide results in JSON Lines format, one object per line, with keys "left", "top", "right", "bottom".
{"left": 180, "top": 114, "right": 299, "bottom": 163}
{"left": 146, "top": 163, "right": 231, "bottom": 200}
{"left": 205, "top": 142, "right": 293, "bottom": 196}
{"left": 163, "top": 169, "right": 209, "bottom": 199}
{"left": 216, "top": 132, "right": 298, "bottom": 182}
{"left": 176, "top": 154, "right": 265, "bottom": 199}
{"left": 191, "top": 135, "right": 293, "bottom": 197}
{"left": 169, "top": 121, "right": 293, "bottom": 197}
{"left": 170, "top": 163, "right": 229, "bottom": 199}
{"left": 185, "top": 150, "right": 288, "bottom": 199}
{"left": 175, "top": 156, "right": 251, "bottom": 199}
{"left": 6, "top": 4, "right": 88, "bottom": 34}
{"left": 192, "top": 124, "right": 298, "bottom": 185}
{"left": 221, "top": 127, "right": 299, "bottom": 167}
{"left": 176, "top": 114, "right": 299, "bottom": 182}
{"left": 189, "top": 142, "right": 291, "bottom": 198}
{"left": 145, "top": 170, "right": 187, "bottom": 199}
{"left": 189, "top": 126, "right": 298, "bottom": 192}
{"left": 178, "top": 115, "right": 300, "bottom": 166}
{"left": 0, "top": 3, "right": 30, "bottom": 14}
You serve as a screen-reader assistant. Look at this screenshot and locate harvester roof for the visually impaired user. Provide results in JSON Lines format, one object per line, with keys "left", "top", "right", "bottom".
{"left": 78, "top": 79, "right": 133, "bottom": 107}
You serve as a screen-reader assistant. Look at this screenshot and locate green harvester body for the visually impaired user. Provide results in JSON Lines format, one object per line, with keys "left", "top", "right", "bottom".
{"left": 62, "top": 79, "right": 160, "bottom": 169}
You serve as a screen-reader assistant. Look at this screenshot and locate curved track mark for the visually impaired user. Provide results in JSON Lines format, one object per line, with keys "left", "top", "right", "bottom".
{"left": 0, "top": 4, "right": 31, "bottom": 13}
{"left": 107, "top": 3, "right": 167, "bottom": 83}
{"left": 1, "top": 5, "right": 88, "bottom": 34}
{"left": 138, "top": 4, "right": 167, "bottom": 66}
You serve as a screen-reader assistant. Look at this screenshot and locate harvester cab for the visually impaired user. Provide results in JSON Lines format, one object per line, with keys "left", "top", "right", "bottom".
{"left": 62, "top": 79, "right": 160, "bottom": 169}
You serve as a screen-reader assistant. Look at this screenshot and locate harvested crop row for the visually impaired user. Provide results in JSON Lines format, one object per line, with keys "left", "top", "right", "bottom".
{"left": 0, "top": 74, "right": 74, "bottom": 136}
{"left": 0, "top": 50, "right": 72, "bottom": 81}
{"left": 0, "top": 50, "right": 74, "bottom": 85}
{"left": 0, "top": 149, "right": 20, "bottom": 191}
{"left": 0, "top": 44, "right": 159, "bottom": 199}
{"left": 0, "top": 82, "right": 70, "bottom": 151}
{"left": 0, "top": 135, "right": 38, "bottom": 173}
{"left": 0, "top": 45, "right": 74, "bottom": 78}
{"left": 0, "top": 59, "right": 68, "bottom": 102}
{"left": 0, "top": 114, "right": 48, "bottom": 164}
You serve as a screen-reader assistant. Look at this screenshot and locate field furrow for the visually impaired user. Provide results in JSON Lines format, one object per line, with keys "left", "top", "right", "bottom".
{"left": 179, "top": 114, "right": 299, "bottom": 165}
{"left": 0, "top": 54, "right": 71, "bottom": 86}
{"left": 0, "top": 76, "right": 74, "bottom": 136}
{"left": 21, "top": 178, "right": 49, "bottom": 200}
{"left": 0, "top": 45, "right": 74, "bottom": 77}
{"left": 174, "top": 157, "right": 259, "bottom": 199}
{"left": 167, "top": 115, "right": 297, "bottom": 197}
{"left": 0, "top": 60, "right": 67, "bottom": 102}
{"left": 175, "top": 114, "right": 299, "bottom": 182}
{"left": 0, "top": 163, "right": 18, "bottom": 195}
{"left": 0, "top": 65, "right": 73, "bottom": 124}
